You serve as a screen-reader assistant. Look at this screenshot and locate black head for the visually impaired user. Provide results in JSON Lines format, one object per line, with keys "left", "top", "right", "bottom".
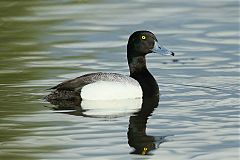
{"left": 127, "top": 30, "right": 174, "bottom": 59}
{"left": 127, "top": 31, "right": 157, "bottom": 57}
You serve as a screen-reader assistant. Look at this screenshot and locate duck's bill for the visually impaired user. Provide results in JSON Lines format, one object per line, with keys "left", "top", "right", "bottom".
{"left": 151, "top": 41, "right": 174, "bottom": 56}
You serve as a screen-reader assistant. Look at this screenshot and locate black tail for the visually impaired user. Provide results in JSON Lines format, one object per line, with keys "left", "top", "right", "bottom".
{"left": 45, "top": 90, "right": 81, "bottom": 102}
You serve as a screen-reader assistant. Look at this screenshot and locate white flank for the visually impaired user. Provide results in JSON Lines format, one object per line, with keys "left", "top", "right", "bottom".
{"left": 81, "top": 81, "right": 142, "bottom": 100}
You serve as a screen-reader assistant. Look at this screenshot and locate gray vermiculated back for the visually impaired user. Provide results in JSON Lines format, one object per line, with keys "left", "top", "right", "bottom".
{"left": 52, "top": 72, "right": 139, "bottom": 91}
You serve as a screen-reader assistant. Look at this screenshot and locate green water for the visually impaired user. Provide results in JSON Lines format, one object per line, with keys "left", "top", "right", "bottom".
{"left": 0, "top": 0, "right": 239, "bottom": 160}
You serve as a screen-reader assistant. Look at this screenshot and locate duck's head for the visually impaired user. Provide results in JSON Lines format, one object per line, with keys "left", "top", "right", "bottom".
{"left": 127, "top": 30, "right": 174, "bottom": 58}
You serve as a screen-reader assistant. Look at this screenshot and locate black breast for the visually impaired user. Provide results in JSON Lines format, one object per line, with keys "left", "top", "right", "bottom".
{"left": 130, "top": 69, "right": 159, "bottom": 97}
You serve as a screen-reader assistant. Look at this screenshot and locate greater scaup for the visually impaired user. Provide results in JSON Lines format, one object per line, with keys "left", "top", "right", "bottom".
{"left": 46, "top": 31, "right": 174, "bottom": 101}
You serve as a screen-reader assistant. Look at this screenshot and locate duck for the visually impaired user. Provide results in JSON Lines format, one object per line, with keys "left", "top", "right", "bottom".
{"left": 45, "top": 30, "right": 174, "bottom": 101}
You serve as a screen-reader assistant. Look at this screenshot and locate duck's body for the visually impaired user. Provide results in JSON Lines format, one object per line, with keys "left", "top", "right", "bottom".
{"left": 49, "top": 72, "right": 142, "bottom": 100}
{"left": 46, "top": 31, "right": 174, "bottom": 101}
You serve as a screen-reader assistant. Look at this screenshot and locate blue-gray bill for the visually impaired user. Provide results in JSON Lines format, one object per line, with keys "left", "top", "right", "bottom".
{"left": 151, "top": 40, "right": 175, "bottom": 56}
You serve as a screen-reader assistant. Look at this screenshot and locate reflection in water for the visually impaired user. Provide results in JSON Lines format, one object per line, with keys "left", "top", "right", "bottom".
{"left": 47, "top": 98, "right": 84, "bottom": 116}
{"left": 47, "top": 94, "right": 169, "bottom": 155}
{"left": 128, "top": 95, "right": 168, "bottom": 155}
{"left": 47, "top": 97, "right": 142, "bottom": 118}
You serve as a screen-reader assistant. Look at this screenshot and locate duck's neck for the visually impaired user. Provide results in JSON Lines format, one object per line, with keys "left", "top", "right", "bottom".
{"left": 128, "top": 56, "right": 147, "bottom": 74}
{"left": 128, "top": 56, "right": 159, "bottom": 97}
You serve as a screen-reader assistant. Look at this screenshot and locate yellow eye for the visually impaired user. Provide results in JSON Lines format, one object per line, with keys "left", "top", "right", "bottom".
{"left": 141, "top": 35, "right": 146, "bottom": 40}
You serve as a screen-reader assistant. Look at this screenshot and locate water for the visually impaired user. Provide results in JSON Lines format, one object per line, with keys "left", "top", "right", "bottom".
{"left": 0, "top": 0, "right": 239, "bottom": 159}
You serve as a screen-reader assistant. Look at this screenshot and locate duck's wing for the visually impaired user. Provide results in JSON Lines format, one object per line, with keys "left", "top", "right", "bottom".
{"left": 50, "top": 72, "right": 102, "bottom": 91}
{"left": 51, "top": 72, "right": 139, "bottom": 91}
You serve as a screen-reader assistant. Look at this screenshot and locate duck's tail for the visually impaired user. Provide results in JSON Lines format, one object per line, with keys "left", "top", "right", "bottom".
{"left": 45, "top": 90, "right": 81, "bottom": 102}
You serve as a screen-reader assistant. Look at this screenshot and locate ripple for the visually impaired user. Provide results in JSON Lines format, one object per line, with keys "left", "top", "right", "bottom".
{"left": 183, "top": 37, "right": 239, "bottom": 45}
{"left": 26, "top": 59, "right": 96, "bottom": 68}
{"left": 207, "top": 31, "right": 238, "bottom": 38}
{"left": 54, "top": 41, "right": 124, "bottom": 49}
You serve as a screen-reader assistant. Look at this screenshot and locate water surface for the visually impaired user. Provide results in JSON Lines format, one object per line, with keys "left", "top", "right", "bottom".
{"left": 0, "top": 0, "right": 239, "bottom": 160}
